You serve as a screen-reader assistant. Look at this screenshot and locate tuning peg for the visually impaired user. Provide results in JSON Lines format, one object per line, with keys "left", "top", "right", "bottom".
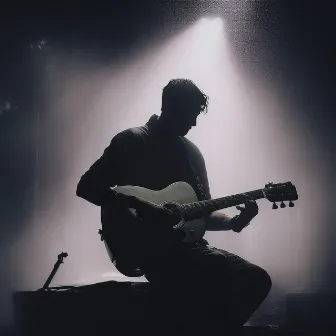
{"left": 280, "top": 202, "right": 286, "bottom": 208}
{"left": 289, "top": 201, "right": 295, "bottom": 207}
{"left": 272, "top": 202, "right": 278, "bottom": 209}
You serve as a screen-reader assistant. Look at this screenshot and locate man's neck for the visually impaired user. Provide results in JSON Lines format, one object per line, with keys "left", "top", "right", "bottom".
{"left": 149, "top": 115, "right": 174, "bottom": 139}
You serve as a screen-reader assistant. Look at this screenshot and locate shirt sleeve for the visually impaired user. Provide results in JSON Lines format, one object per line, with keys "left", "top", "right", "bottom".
{"left": 184, "top": 140, "right": 212, "bottom": 246}
{"left": 76, "top": 130, "right": 133, "bottom": 206}
{"left": 195, "top": 150, "right": 212, "bottom": 200}
{"left": 183, "top": 138, "right": 212, "bottom": 200}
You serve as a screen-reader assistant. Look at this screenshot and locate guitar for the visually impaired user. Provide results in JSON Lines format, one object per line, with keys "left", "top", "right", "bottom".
{"left": 101, "top": 181, "right": 298, "bottom": 277}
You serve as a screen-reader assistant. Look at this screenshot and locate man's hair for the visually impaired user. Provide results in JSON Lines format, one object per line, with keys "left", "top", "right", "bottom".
{"left": 161, "top": 79, "right": 209, "bottom": 114}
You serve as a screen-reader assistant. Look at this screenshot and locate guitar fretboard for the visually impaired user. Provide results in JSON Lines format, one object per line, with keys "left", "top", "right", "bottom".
{"left": 182, "top": 189, "right": 265, "bottom": 221}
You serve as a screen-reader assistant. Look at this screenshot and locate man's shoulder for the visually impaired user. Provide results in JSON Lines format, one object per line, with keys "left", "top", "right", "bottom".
{"left": 115, "top": 125, "right": 148, "bottom": 141}
{"left": 111, "top": 126, "right": 148, "bottom": 152}
{"left": 181, "top": 137, "right": 203, "bottom": 157}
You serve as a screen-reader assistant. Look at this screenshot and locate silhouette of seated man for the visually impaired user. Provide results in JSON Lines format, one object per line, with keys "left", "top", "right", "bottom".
{"left": 76, "top": 79, "right": 272, "bottom": 330}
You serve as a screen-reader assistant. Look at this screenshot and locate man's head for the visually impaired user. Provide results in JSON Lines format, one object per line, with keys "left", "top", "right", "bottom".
{"left": 159, "top": 79, "right": 209, "bottom": 136}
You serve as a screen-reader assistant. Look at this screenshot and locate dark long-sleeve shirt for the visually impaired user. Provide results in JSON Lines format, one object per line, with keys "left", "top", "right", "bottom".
{"left": 76, "top": 114, "right": 212, "bottom": 206}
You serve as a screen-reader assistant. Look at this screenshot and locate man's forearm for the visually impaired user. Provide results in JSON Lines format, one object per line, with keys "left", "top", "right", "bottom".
{"left": 76, "top": 176, "right": 116, "bottom": 207}
{"left": 205, "top": 211, "right": 235, "bottom": 231}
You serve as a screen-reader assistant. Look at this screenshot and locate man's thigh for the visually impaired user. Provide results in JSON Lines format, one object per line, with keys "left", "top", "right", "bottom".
{"left": 210, "top": 247, "right": 260, "bottom": 272}
{"left": 144, "top": 245, "right": 232, "bottom": 288}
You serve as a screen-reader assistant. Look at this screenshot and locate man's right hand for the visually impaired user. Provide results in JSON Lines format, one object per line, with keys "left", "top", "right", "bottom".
{"left": 107, "top": 192, "right": 184, "bottom": 232}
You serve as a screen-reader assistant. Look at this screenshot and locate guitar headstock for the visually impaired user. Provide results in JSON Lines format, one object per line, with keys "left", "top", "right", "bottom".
{"left": 57, "top": 252, "right": 68, "bottom": 263}
{"left": 263, "top": 181, "right": 298, "bottom": 209}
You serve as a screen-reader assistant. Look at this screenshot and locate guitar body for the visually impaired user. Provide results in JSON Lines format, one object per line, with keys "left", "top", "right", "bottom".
{"left": 101, "top": 182, "right": 206, "bottom": 277}
{"left": 113, "top": 181, "right": 207, "bottom": 243}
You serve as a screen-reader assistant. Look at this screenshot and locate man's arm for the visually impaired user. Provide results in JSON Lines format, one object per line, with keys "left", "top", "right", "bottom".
{"left": 197, "top": 157, "right": 235, "bottom": 231}
{"left": 76, "top": 131, "right": 131, "bottom": 206}
{"left": 185, "top": 141, "right": 235, "bottom": 231}
{"left": 206, "top": 212, "right": 235, "bottom": 231}
{"left": 186, "top": 141, "right": 259, "bottom": 232}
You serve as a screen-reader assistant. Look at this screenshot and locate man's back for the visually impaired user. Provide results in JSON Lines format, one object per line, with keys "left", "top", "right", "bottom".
{"left": 77, "top": 114, "right": 211, "bottom": 207}
{"left": 117, "top": 115, "right": 209, "bottom": 197}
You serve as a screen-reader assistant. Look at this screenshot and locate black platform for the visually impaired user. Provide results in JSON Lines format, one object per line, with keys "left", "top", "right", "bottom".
{"left": 14, "top": 281, "right": 336, "bottom": 335}
{"left": 12, "top": 280, "right": 288, "bottom": 336}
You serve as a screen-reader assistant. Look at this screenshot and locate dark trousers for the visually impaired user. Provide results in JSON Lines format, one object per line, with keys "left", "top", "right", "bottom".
{"left": 143, "top": 243, "right": 272, "bottom": 329}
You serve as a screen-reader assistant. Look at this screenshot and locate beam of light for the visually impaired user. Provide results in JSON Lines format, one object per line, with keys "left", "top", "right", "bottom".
{"left": 12, "top": 14, "right": 328, "bottom": 316}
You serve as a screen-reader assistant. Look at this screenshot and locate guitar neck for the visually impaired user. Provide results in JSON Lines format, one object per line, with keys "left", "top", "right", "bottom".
{"left": 183, "top": 189, "right": 265, "bottom": 221}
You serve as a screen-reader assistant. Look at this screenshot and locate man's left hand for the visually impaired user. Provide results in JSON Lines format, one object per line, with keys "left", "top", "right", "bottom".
{"left": 232, "top": 194, "right": 259, "bottom": 232}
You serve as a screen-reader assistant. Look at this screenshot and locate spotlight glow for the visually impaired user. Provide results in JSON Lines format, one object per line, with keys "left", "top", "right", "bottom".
{"left": 199, "top": 17, "right": 224, "bottom": 30}
{"left": 192, "top": 17, "right": 225, "bottom": 55}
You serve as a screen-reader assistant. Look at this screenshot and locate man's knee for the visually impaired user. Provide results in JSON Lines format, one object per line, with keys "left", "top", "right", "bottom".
{"left": 253, "top": 267, "right": 272, "bottom": 297}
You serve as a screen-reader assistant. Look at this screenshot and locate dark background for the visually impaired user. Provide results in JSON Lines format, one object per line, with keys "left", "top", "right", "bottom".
{"left": 0, "top": 0, "right": 335, "bottom": 328}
